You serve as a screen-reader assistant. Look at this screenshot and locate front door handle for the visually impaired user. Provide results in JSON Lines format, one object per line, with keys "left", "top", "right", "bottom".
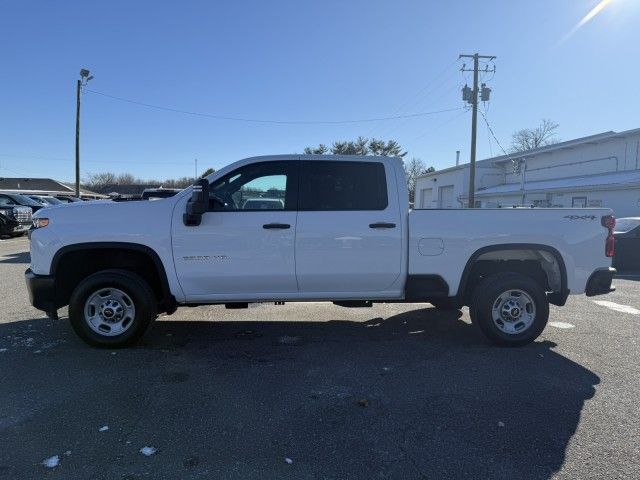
{"left": 263, "top": 223, "right": 291, "bottom": 229}
{"left": 369, "top": 222, "right": 396, "bottom": 229}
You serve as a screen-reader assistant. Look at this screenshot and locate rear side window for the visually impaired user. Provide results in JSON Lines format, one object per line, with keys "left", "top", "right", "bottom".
{"left": 299, "top": 161, "right": 388, "bottom": 211}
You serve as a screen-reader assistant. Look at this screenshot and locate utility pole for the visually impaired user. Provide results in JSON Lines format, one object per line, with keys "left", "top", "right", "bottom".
{"left": 75, "top": 69, "right": 94, "bottom": 197}
{"left": 459, "top": 53, "right": 495, "bottom": 208}
{"left": 195, "top": 158, "right": 198, "bottom": 180}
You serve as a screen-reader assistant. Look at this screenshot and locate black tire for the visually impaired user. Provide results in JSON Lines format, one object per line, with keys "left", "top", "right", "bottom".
{"left": 68, "top": 269, "right": 157, "bottom": 348}
{"left": 470, "top": 272, "right": 549, "bottom": 347}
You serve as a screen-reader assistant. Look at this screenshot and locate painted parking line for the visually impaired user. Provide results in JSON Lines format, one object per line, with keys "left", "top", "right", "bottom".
{"left": 548, "top": 321, "right": 575, "bottom": 329}
{"left": 592, "top": 300, "right": 640, "bottom": 315}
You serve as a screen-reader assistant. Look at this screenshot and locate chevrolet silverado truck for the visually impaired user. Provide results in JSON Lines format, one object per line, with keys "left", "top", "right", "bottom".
{"left": 25, "top": 155, "right": 616, "bottom": 347}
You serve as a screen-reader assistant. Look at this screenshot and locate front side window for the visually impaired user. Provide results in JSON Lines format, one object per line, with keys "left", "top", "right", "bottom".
{"left": 208, "top": 161, "right": 295, "bottom": 211}
{"left": 299, "top": 161, "right": 388, "bottom": 211}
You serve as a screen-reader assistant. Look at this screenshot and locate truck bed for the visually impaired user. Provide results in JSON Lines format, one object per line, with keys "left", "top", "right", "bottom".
{"left": 408, "top": 208, "right": 611, "bottom": 296}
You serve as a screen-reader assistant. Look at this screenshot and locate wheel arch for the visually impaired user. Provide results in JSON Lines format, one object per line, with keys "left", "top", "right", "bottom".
{"left": 51, "top": 242, "right": 175, "bottom": 313}
{"left": 456, "top": 243, "right": 569, "bottom": 307}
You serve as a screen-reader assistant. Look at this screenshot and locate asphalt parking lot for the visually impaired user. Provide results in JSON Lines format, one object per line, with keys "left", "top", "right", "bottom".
{"left": 1, "top": 237, "right": 639, "bottom": 479}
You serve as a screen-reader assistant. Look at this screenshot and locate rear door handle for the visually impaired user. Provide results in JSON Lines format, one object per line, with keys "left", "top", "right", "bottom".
{"left": 263, "top": 223, "right": 291, "bottom": 229}
{"left": 369, "top": 222, "right": 396, "bottom": 229}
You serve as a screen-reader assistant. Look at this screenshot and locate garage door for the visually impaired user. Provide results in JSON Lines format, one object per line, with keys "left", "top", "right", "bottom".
{"left": 420, "top": 188, "right": 432, "bottom": 208}
{"left": 438, "top": 185, "right": 454, "bottom": 208}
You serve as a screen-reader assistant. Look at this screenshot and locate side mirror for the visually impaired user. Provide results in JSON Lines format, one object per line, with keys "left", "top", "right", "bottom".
{"left": 183, "top": 179, "right": 209, "bottom": 226}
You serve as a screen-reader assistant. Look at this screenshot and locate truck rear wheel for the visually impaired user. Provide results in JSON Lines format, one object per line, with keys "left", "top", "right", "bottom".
{"left": 470, "top": 272, "right": 549, "bottom": 347}
{"left": 68, "top": 269, "right": 157, "bottom": 348}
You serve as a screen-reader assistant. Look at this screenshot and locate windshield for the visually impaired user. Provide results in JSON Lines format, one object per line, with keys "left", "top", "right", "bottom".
{"left": 13, "top": 194, "right": 43, "bottom": 207}
{"left": 40, "top": 196, "right": 63, "bottom": 205}
{"left": 614, "top": 218, "right": 640, "bottom": 234}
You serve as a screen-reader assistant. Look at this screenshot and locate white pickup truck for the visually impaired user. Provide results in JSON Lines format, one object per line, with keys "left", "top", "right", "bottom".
{"left": 26, "top": 155, "right": 616, "bottom": 348}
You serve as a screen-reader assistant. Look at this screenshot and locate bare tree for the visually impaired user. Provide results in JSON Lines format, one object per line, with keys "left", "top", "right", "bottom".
{"left": 162, "top": 177, "right": 194, "bottom": 188}
{"left": 116, "top": 173, "right": 136, "bottom": 184}
{"left": 510, "top": 119, "right": 560, "bottom": 152}
{"left": 83, "top": 172, "right": 117, "bottom": 190}
{"left": 83, "top": 172, "right": 195, "bottom": 191}
{"left": 403, "top": 158, "right": 435, "bottom": 203}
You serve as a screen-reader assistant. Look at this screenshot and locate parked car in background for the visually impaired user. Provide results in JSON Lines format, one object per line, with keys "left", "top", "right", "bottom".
{"left": 241, "top": 198, "right": 284, "bottom": 210}
{"left": 27, "top": 195, "right": 64, "bottom": 207}
{"left": 0, "top": 203, "right": 32, "bottom": 236}
{"left": 0, "top": 211, "right": 19, "bottom": 237}
{"left": 54, "top": 195, "right": 83, "bottom": 203}
{"left": 141, "top": 188, "right": 181, "bottom": 201}
{"left": 613, "top": 217, "right": 640, "bottom": 271}
{"left": 0, "top": 193, "right": 45, "bottom": 213}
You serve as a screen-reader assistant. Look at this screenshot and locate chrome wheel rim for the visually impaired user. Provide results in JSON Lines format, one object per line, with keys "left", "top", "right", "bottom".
{"left": 84, "top": 288, "right": 136, "bottom": 336}
{"left": 491, "top": 289, "right": 536, "bottom": 335}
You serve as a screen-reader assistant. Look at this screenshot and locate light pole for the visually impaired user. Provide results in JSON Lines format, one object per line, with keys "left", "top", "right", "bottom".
{"left": 75, "top": 68, "right": 94, "bottom": 197}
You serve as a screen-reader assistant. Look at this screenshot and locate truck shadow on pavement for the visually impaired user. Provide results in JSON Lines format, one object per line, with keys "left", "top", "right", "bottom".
{"left": 0, "top": 251, "right": 30, "bottom": 264}
{"left": 0, "top": 310, "right": 599, "bottom": 480}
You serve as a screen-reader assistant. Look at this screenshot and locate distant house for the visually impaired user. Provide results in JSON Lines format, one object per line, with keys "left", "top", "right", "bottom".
{"left": 414, "top": 127, "right": 640, "bottom": 217}
{"left": 0, "top": 178, "right": 104, "bottom": 199}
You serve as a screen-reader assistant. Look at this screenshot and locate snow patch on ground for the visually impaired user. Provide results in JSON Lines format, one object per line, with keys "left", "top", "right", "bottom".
{"left": 99, "top": 425, "right": 109, "bottom": 432}
{"left": 592, "top": 300, "right": 640, "bottom": 315}
{"left": 548, "top": 321, "right": 575, "bottom": 329}
{"left": 42, "top": 455, "right": 60, "bottom": 468}
{"left": 140, "top": 446, "right": 157, "bottom": 456}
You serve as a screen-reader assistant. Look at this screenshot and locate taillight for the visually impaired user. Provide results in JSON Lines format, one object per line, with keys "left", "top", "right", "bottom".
{"left": 602, "top": 215, "right": 615, "bottom": 257}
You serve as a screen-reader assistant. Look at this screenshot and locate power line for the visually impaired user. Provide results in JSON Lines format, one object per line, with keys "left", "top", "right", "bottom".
{"left": 84, "top": 89, "right": 464, "bottom": 125}
{"left": 479, "top": 110, "right": 516, "bottom": 163}
{"left": 0, "top": 153, "right": 193, "bottom": 166}
{"left": 365, "top": 59, "right": 462, "bottom": 138}
{"left": 379, "top": 80, "right": 463, "bottom": 140}
{"left": 412, "top": 108, "right": 469, "bottom": 141}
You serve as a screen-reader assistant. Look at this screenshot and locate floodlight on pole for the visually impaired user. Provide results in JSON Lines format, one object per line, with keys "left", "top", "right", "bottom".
{"left": 75, "top": 68, "right": 94, "bottom": 197}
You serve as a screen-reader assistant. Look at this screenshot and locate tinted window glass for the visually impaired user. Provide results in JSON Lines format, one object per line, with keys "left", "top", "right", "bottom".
{"left": 12, "top": 194, "right": 42, "bottom": 207}
{"left": 299, "top": 161, "right": 388, "bottom": 211}
{"left": 615, "top": 218, "right": 640, "bottom": 234}
{"left": 208, "top": 161, "right": 295, "bottom": 211}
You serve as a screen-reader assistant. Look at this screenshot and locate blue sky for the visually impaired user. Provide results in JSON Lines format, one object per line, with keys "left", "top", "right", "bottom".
{"left": 1, "top": 0, "right": 638, "bottom": 182}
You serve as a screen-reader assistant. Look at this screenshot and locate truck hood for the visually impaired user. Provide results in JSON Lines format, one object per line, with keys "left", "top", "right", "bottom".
{"left": 34, "top": 198, "right": 180, "bottom": 238}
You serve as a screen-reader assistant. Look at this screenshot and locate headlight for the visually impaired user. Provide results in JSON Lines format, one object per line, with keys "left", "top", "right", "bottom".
{"left": 33, "top": 218, "right": 49, "bottom": 229}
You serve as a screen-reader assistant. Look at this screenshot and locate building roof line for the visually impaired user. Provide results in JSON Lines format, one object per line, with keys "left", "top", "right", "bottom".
{"left": 416, "top": 127, "right": 640, "bottom": 180}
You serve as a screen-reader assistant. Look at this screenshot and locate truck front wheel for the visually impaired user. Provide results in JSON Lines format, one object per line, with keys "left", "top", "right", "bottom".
{"left": 470, "top": 272, "right": 549, "bottom": 347}
{"left": 68, "top": 269, "right": 157, "bottom": 348}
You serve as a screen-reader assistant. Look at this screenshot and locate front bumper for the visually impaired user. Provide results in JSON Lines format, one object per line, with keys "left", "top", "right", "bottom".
{"left": 585, "top": 267, "right": 616, "bottom": 297}
{"left": 13, "top": 223, "right": 31, "bottom": 234}
{"left": 25, "top": 268, "right": 56, "bottom": 313}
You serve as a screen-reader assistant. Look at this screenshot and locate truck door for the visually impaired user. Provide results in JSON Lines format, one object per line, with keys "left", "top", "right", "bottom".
{"left": 171, "top": 160, "right": 299, "bottom": 300}
{"left": 295, "top": 159, "right": 403, "bottom": 295}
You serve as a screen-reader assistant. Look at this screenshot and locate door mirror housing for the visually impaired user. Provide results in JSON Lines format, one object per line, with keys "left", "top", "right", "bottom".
{"left": 183, "top": 179, "right": 209, "bottom": 226}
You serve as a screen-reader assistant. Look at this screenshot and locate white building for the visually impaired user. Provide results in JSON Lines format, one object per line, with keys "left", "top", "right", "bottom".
{"left": 414, "top": 128, "right": 640, "bottom": 217}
